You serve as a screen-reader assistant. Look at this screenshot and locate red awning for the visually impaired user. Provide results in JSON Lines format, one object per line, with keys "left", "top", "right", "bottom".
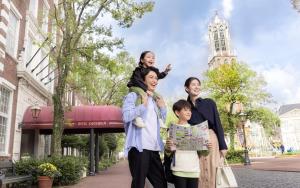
{"left": 22, "top": 105, "right": 124, "bottom": 133}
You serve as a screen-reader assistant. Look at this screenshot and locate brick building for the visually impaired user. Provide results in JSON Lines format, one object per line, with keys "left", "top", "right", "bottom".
{"left": 0, "top": 0, "right": 55, "bottom": 160}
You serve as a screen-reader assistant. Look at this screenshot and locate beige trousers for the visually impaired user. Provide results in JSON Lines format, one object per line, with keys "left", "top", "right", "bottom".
{"left": 199, "top": 129, "right": 221, "bottom": 188}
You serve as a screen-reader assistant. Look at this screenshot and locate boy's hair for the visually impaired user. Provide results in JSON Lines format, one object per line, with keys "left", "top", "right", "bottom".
{"left": 172, "top": 99, "right": 192, "bottom": 115}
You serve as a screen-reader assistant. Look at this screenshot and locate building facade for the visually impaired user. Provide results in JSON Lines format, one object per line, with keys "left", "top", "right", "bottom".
{"left": 207, "top": 12, "right": 237, "bottom": 69}
{"left": 279, "top": 104, "right": 300, "bottom": 151}
{"left": 0, "top": 0, "right": 55, "bottom": 160}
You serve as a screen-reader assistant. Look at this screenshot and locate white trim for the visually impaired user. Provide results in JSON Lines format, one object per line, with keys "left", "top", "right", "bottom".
{"left": 0, "top": 48, "right": 5, "bottom": 58}
{"left": 1, "top": 0, "right": 10, "bottom": 10}
{"left": 0, "top": 62, "right": 3, "bottom": 71}
{"left": 0, "top": 84, "right": 14, "bottom": 155}
{"left": 0, "top": 77, "right": 16, "bottom": 90}
{"left": 6, "top": 4, "right": 21, "bottom": 58}
{"left": 9, "top": 2, "right": 22, "bottom": 19}
{"left": 0, "top": 22, "right": 8, "bottom": 32}
{"left": 28, "top": 0, "right": 39, "bottom": 18}
{"left": 0, "top": 35, "right": 6, "bottom": 46}
{"left": 42, "top": 0, "right": 50, "bottom": 10}
{"left": 0, "top": 9, "right": 9, "bottom": 21}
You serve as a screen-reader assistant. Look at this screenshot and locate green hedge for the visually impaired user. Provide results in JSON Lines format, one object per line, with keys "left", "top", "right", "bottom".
{"left": 15, "top": 156, "right": 88, "bottom": 186}
{"left": 225, "top": 150, "right": 244, "bottom": 164}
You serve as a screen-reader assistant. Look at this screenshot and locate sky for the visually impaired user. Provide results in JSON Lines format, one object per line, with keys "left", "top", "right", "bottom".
{"left": 109, "top": 0, "right": 300, "bottom": 108}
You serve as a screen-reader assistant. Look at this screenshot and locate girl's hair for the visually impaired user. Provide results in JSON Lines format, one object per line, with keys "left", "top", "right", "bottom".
{"left": 172, "top": 99, "right": 191, "bottom": 115}
{"left": 141, "top": 66, "right": 159, "bottom": 81}
{"left": 138, "top": 51, "right": 153, "bottom": 66}
{"left": 184, "top": 77, "right": 201, "bottom": 93}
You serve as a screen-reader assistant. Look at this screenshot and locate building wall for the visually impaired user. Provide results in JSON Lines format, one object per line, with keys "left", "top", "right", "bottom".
{"left": 0, "top": 0, "right": 54, "bottom": 160}
{"left": 0, "top": 0, "right": 19, "bottom": 159}
{"left": 280, "top": 109, "right": 300, "bottom": 151}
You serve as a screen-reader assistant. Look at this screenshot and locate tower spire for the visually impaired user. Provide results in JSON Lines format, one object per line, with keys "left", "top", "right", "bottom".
{"left": 207, "top": 12, "right": 236, "bottom": 69}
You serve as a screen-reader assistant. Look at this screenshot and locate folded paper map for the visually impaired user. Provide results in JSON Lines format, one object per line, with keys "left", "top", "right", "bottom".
{"left": 169, "top": 121, "right": 209, "bottom": 151}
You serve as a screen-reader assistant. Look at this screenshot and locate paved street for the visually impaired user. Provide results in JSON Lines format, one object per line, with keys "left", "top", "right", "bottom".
{"left": 67, "top": 156, "right": 300, "bottom": 188}
{"left": 232, "top": 167, "right": 300, "bottom": 188}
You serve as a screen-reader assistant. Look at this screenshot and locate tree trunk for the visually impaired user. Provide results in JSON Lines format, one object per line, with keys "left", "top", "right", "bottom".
{"left": 51, "top": 84, "right": 65, "bottom": 156}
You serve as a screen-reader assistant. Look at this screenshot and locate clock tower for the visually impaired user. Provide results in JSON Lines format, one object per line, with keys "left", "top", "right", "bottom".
{"left": 208, "top": 12, "right": 237, "bottom": 69}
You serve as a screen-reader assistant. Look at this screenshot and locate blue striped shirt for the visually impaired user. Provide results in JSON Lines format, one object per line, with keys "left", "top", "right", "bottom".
{"left": 122, "top": 92, "right": 166, "bottom": 156}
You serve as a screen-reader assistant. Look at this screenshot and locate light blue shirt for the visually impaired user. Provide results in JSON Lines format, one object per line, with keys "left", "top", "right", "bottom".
{"left": 122, "top": 92, "right": 166, "bottom": 157}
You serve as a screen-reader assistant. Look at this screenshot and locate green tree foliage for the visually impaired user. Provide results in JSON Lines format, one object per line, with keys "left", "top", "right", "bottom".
{"left": 68, "top": 51, "right": 136, "bottom": 106}
{"left": 203, "top": 61, "right": 273, "bottom": 150}
{"left": 48, "top": 0, "right": 154, "bottom": 156}
{"left": 247, "top": 107, "right": 280, "bottom": 136}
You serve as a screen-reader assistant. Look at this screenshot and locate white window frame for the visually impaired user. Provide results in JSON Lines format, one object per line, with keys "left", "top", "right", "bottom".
{"left": 0, "top": 78, "right": 15, "bottom": 156}
{"left": 29, "top": 0, "right": 38, "bottom": 18}
{"left": 6, "top": 2, "right": 22, "bottom": 58}
{"left": 41, "top": 0, "right": 50, "bottom": 33}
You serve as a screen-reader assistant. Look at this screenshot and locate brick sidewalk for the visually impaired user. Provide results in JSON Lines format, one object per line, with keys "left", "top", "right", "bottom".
{"left": 65, "top": 156, "right": 300, "bottom": 188}
{"left": 66, "top": 160, "right": 131, "bottom": 188}
{"left": 233, "top": 156, "right": 300, "bottom": 172}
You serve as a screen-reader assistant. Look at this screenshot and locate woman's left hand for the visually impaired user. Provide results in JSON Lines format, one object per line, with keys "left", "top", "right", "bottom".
{"left": 220, "top": 150, "right": 227, "bottom": 158}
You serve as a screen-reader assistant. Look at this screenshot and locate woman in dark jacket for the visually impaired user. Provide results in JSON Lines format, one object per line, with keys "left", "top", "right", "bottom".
{"left": 184, "top": 77, "right": 228, "bottom": 188}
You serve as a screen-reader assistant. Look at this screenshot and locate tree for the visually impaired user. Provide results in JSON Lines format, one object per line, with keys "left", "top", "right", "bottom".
{"left": 69, "top": 51, "right": 136, "bottom": 106}
{"left": 203, "top": 60, "right": 272, "bottom": 150}
{"left": 49, "top": 0, "right": 154, "bottom": 156}
{"left": 247, "top": 107, "right": 280, "bottom": 136}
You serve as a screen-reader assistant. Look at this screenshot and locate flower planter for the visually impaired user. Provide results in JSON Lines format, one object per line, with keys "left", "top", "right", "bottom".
{"left": 38, "top": 176, "right": 53, "bottom": 188}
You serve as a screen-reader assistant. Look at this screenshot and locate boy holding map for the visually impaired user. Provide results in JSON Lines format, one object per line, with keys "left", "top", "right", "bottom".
{"left": 165, "top": 100, "right": 211, "bottom": 188}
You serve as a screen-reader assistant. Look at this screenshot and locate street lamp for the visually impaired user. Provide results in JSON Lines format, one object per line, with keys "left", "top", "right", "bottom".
{"left": 239, "top": 112, "right": 251, "bottom": 165}
{"left": 31, "top": 104, "right": 41, "bottom": 119}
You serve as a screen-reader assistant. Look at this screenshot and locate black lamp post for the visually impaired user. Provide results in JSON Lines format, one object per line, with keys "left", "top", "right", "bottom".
{"left": 239, "top": 112, "right": 251, "bottom": 165}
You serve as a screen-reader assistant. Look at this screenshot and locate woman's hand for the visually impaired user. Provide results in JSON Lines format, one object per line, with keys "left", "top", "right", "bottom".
{"left": 220, "top": 149, "right": 227, "bottom": 158}
{"left": 206, "top": 141, "right": 213, "bottom": 149}
{"left": 156, "top": 96, "right": 166, "bottom": 108}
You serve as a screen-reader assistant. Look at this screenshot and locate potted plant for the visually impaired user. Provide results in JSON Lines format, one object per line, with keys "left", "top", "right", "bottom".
{"left": 37, "top": 163, "right": 61, "bottom": 188}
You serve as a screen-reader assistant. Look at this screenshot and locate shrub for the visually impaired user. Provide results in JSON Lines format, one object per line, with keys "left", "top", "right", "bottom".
{"left": 37, "top": 163, "right": 61, "bottom": 178}
{"left": 225, "top": 150, "right": 244, "bottom": 164}
{"left": 15, "top": 156, "right": 88, "bottom": 186}
{"left": 15, "top": 158, "right": 41, "bottom": 184}
{"left": 47, "top": 156, "right": 88, "bottom": 185}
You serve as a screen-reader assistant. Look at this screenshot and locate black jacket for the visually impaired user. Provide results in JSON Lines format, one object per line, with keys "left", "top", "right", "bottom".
{"left": 188, "top": 97, "right": 228, "bottom": 150}
{"left": 127, "top": 65, "right": 168, "bottom": 91}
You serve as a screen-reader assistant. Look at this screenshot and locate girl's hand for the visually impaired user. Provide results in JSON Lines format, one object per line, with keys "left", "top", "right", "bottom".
{"left": 141, "top": 93, "right": 148, "bottom": 106}
{"left": 146, "top": 90, "right": 153, "bottom": 96}
{"left": 164, "top": 64, "right": 172, "bottom": 73}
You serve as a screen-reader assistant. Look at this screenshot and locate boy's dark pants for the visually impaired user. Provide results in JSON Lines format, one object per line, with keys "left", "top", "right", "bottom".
{"left": 128, "top": 148, "right": 167, "bottom": 188}
{"left": 173, "top": 175, "right": 198, "bottom": 188}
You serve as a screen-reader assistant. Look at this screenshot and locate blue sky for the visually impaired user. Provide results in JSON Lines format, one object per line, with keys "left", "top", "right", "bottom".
{"left": 111, "top": 0, "right": 300, "bottom": 107}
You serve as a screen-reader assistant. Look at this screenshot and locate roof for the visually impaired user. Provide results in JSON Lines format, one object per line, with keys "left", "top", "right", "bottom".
{"left": 22, "top": 105, "right": 124, "bottom": 134}
{"left": 278, "top": 103, "right": 300, "bottom": 115}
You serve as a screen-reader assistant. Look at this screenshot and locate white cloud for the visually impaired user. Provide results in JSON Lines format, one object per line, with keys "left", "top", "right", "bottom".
{"left": 234, "top": 17, "right": 300, "bottom": 105}
{"left": 261, "top": 65, "right": 300, "bottom": 105}
{"left": 222, "top": 0, "right": 234, "bottom": 18}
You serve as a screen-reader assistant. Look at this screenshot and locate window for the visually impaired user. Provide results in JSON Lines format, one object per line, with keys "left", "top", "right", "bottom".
{"left": 29, "top": 0, "right": 37, "bottom": 17}
{"left": 6, "top": 11, "right": 19, "bottom": 57}
{"left": 0, "top": 86, "right": 11, "bottom": 153}
{"left": 221, "top": 40, "right": 226, "bottom": 51}
{"left": 26, "top": 36, "right": 33, "bottom": 66}
{"left": 41, "top": 2, "right": 49, "bottom": 33}
{"left": 215, "top": 41, "right": 220, "bottom": 52}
